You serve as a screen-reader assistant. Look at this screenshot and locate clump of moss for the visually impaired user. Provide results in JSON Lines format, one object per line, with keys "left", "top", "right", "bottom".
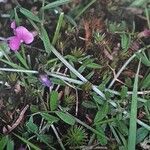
{"left": 64, "top": 125, "right": 87, "bottom": 147}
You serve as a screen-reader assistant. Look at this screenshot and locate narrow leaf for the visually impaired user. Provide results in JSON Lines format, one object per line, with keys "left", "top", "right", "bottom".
{"left": 86, "top": 63, "right": 101, "bottom": 69}
{"left": 20, "top": 7, "right": 41, "bottom": 22}
{"left": 128, "top": 61, "right": 141, "bottom": 150}
{"left": 130, "top": 0, "right": 148, "bottom": 7}
{"left": 42, "top": 0, "right": 71, "bottom": 10}
{"left": 0, "top": 136, "right": 8, "bottom": 150}
{"left": 55, "top": 111, "right": 75, "bottom": 125}
{"left": 136, "top": 127, "right": 149, "bottom": 144}
{"left": 13, "top": 133, "right": 41, "bottom": 150}
{"left": 41, "top": 113, "right": 59, "bottom": 124}
{"left": 96, "top": 126, "right": 107, "bottom": 145}
{"left": 6, "top": 139, "right": 14, "bottom": 150}
{"left": 40, "top": 26, "right": 52, "bottom": 54}
{"left": 94, "top": 102, "right": 109, "bottom": 124}
{"left": 50, "top": 91, "right": 59, "bottom": 111}
{"left": 52, "top": 12, "right": 64, "bottom": 45}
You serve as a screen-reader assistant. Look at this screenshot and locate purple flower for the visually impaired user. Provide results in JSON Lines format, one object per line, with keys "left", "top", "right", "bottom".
{"left": 9, "top": 21, "right": 34, "bottom": 51}
{"left": 39, "top": 74, "right": 52, "bottom": 87}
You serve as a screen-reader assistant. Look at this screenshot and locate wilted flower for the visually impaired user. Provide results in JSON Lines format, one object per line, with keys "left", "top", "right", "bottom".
{"left": 39, "top": 74, "right": 52, "bottom": 87}
{"left": 131, "top": 41, "right": 140, "bottom": 51}
{"left": 138, "top": 29, "right": 150, "bottom": 38}
{"left": 9, "top": 21, "right": 34, "bottom": 51}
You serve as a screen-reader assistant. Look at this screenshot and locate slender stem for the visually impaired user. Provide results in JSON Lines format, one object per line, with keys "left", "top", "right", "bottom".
{"left": 0, "top": 68, "right": 38, "bottom": 74}
{"left": 137, "top": 119, "right": 150, "bottom": 131}
{"left": 51, "top": 125, "right": 66, "bottom": 150}
{"left": 74, "top": 0, "right": 97, "bottom": 19}
{"left": 108, "top": 46, "right": 150, "bottom": 88}
{"left": 41, "top": 0, "right": 45, "bottom": 25}
{"left": 52, "top": 12, "right": 64, "bottom": 45}
{"left": 145, "top": 6, "right": 150, "bottom": 29}
{"left": 0, "top": 68, "right": 150, "bottom": 98}
{"left": 49, "top": 43, "right": 106, "bottom": 99}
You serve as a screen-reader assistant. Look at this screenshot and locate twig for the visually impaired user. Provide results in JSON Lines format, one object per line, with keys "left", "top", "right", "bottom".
{"left": 3, "top": 105, "right": 29, "bottom": 134}
{"left": 51, "top": 124, "right": 66, "bottom": 150}
{"left": 75, "top": 89, "right": 79, "bottom": 116}
{"left": 108, "top": 45, "right": 150, "bottom": 88}
{"left": 108, "top": 64, "right": 125, "bottom": 85}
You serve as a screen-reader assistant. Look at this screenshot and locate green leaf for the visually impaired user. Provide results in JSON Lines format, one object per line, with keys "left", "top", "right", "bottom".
{"left": 78, "top": 66, "right": 86, "bottom": 74}
{"left": 82, "top": 101, "right": 97, "bottom": 109}
{"left": 55, "top": 111, "right": 75, "bottom": 125}
{"left": 40, "top": 26, "right": 52, "bottom": 54}
{"left": 0, "top": 59, "right": 27, "bottom": 72}
{"left": 6, "top": 139, "right": 14, "bottom": 150}
{"left": 136, "top": 127, "right": 149, "bottom": 144}
{"left": 86, "top": 63, "right": 101, "bottom": 69}
{"left": 0, "top": 136, "right": 9, "bottom": 150}
{"left": 85, "top": 71, "right": 94, "bottom": 80}
{"left": 128, "top": 61, "right": 141, "bottom": 150}
{"left": 13, "top": 134, "right": 41, "bottom": 150}
{"left": 20, "top": 7, "right": 41, "bottom": 22}
{"left": 94, "top": 102, "right": 109, "bottom": 124}
{"left": 30, "top": 104, "right": 39, "bottom": 113}
{"left": 42, "top": 0, "right": 71, "bottom": 10}
{"left": 26, "top": 116, "right": 38, "bottom": 133}
{"left": 14, "top": 8, "right": 20, "bottom": 25}
{"left": 121, "top": 33, "right": 131, "bottom": 51}
{"left": 37, "top": 134, "right": 53, "bottom": 144}
{"left": 120, "top": 86, "right": 128, "bottom": 99}
{"left": 96, "top": 126, "right": 107, "bottom": 145}
{"left": 116, "top": 128, "right": 128, "bottom": 148}
{"left": 93, "top": 93, "right": 105, "bottom": 105}
{"left": 116, "top": 120, "right": 128, "bottom": 136}
{"left": 140, "top": 73, "right": 150, "bottom": 88}
{"left": 130, "top": 0, "right": 148, "bottom": 7}
{"left": 0, "top": 42, "right": 10, "bottom": 58}
{"left": 50, "top": 91, "right": 59, "bottom": 111}
{"left": 52, "top": 12, "right": 64, "bottom": 45}
{"left": 36, "top": 134, "right": 54, "bottom": 149}
{"left": 15, "top": 51, "right": 29, "bottom": 69}
{"left": 41, "top": 113, "right": 59, "bottom": 124}
{"left": 136, "top": 52, "right": 150, "bottom": 66}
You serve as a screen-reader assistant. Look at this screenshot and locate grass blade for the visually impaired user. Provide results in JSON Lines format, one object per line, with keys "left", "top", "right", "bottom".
{"left": 42, "top": 0, "right": 71, "bottom": 10}
{"left": 74, "top": 0, "right": 97, "bottom": 19}
{"left": 15, "top": 51, "right": 29, "bottom": 69}
{"left": 40, "top": 26, "right": 52, "bottom": 54}
{"left": 128, "top": 61, "right": 141, "bottom": 150}
{"left": 108, "top": 45, "right": 150, "bottom": 88}
{"left": 20, "top": 7, "right": 41, "bottom": 22}
{"left": 13, "top": 133, "right": 41, "bottom": 150}
{"left": 52, "top": 12, "right": 64, "bottom": 45}
{"left": 49, "top": 43, "right": 106, "bottom": 99}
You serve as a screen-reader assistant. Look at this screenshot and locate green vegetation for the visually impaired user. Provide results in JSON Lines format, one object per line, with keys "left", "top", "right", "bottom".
{"left": 0, "top": 0, "right": 150, "bottom": 149}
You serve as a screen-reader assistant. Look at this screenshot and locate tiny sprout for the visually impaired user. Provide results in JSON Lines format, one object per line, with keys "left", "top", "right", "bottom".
{"left": 71, "top": 47, "right": 85, "bottom": 58}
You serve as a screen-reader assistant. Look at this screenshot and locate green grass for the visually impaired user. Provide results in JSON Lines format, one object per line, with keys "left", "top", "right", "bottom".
{"left": 128, "top": 61, "right": 141, "bottom": 150}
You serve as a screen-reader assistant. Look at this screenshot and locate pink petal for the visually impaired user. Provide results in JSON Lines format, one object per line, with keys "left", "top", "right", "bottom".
{"left": 9, "top": 36, "right": 21, "bottom": 51}
{"left": 138, "top": 29, "right": 150, "bottom": 38}
{"left": 11, "top": 21, "right": 16, "bottom": 29}
{"left": 15, "top": 26, "right": 34, "bottom": 44}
